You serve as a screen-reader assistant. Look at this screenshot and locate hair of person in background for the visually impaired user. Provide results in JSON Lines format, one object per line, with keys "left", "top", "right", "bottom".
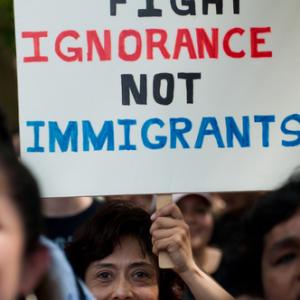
{"left": 0, "top": 145, "right": 48, "bottom": 299}
{"left": 0, "top": 105, "right": 14, "bottom": 151}
{"left": 235, "top": 175, "right": 300, "bottom": 300}
{"left": 0, "top": 146, "right": 42, "bottom": 254}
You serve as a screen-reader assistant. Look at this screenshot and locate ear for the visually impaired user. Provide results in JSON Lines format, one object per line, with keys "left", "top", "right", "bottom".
{"left": 19, "top": 244, "right": 50, "bottom": 295}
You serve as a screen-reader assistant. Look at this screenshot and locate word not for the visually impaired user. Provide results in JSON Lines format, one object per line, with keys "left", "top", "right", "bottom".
{"left": 121, "top": 72, "right": 201, "bottom": 105}
{"left": 110, "top": 0, "right": 240, "bottom": 16}
{"left": 25, "top": 114, "right": 300, "bottom": 153}
{"left": 21, "top": 27, "right": 272, "bottom": 63}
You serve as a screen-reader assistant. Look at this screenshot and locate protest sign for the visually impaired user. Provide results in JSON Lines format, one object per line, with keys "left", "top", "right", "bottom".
{"left": 14, "top": 0, "right": 300, "bottom": 197}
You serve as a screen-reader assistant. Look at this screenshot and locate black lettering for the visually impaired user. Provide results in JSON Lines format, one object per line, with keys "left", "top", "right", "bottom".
{"left": 138, "top": 0, "right": 162, "bottom": 17}
{"left": 178, "top": 73, "right": 201, "bottom": 104}
{"left": 202, "top": 0, "right": 223, "bottom": 15}
{"left": 153, "top": 73, "right": 174, "bottom": 105}
{"left": 110, "top": 0, "right": 127, "bottom": 16}
{"left": 121, "top": 74, "right": 147, "bottom": 105}
{"left": 170, "top": 0, "right": 196, "bottom": 16}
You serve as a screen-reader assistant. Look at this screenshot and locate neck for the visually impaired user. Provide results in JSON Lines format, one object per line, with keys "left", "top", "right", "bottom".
{"left": 193, "top": 247, "right": 206, "bottom": 268}
{"left": 42, "top": 196, "right": 93, "bottom": 217}
{"left": 193, "top": 247, "right": 221, "bottom": 275}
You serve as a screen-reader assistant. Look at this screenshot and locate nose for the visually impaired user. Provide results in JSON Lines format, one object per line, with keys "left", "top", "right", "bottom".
{"left": 112, "top": 276, "right": 133, "bottom": 299}
{"left": 183, "top": 212, "right": 196, "bottom": 226}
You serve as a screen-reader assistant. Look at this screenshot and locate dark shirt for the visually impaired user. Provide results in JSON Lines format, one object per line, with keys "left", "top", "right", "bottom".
{"left": 44, "top": 199, "right": 102, "bottom": 250}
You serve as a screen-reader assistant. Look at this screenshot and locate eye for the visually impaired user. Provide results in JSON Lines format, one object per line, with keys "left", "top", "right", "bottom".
{"left": 274, "top": 253, "right": 297, "bottom": 266}
{"left": 132, "top": 270, "right": 151, "bottom": 281}
{"left": 96, "top": 271, "right": 113, "bottom": 282}
{"left": 134, "top": 271, "right": 150, "bottom": 278}
{"left": 195, "top": 207, "right": 208, "bottom": 214}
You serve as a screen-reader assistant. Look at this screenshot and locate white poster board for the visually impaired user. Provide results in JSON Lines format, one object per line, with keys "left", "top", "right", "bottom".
{"left": 14, "top": 0, "right": 300, "bottom": 197}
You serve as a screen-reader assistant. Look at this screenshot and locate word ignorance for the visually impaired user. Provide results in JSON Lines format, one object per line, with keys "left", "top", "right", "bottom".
{"left": 21, "top": 27, "right": 272, "bottom": 63}
{"left": 26, "top": 114, "right": 300, "bottom": 153}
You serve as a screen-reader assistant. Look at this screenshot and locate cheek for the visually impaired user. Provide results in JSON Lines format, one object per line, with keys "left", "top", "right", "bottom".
{"left": 133, "top": 285, "right": 159, "bottom": 300}
{"left": 196, "top": 216, "right": 214, "bottom": 237}
{"left": 262, "top": 263, "right": 291, "bottom": 300}
{"left": 87, "top": 285, "right": 112, "bottom": 300}
{"left": 0, "top": 233, "right": 24, "bottom": 300}
{"left": 85, "top": 280, "right": 159, "bottom": 300}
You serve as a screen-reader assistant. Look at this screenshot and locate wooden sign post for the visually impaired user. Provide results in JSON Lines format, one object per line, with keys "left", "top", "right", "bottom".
{"left": 156, "top": 194, "right": 175, "bottom": 269}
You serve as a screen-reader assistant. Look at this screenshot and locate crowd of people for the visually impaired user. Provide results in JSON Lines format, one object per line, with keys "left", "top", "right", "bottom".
{"left": 0, "top": 106, "right": 299, "bottom": 300}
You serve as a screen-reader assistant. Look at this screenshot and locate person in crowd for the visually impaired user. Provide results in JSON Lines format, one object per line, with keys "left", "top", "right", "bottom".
{"left": 232, "top": 177, "right": 300, "bottom": 300}
{"left": 43, "top": 196, "right": 102, "bottom": 250}
{"left": 66, "top": 200, "right": 234, "bottom": 300}
{"left": 0, "top": 110, "right": 94, "bottom": 299}
{"left": 173, "top": 193, "right": 222, "bottom": 276}
{"left": 0, "top": 146, "right": 48, "bottom": 300}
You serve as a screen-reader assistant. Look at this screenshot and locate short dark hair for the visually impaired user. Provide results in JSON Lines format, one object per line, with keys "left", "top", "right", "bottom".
{"left": 0, "top": 146, "right": 42, "bottom": 255}
{"left": 66, "top": 201, "right": 155, "bottom": 278}
{"left": 66, "top": 201, "right": 182, "bottom": 300}
{"left": 235, "top": 178, "right": 300, "bottom": 297}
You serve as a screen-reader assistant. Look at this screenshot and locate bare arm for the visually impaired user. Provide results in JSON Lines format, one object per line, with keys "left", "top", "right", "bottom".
{"left": 150, "top": 203, "right": 234, "bottom": 300}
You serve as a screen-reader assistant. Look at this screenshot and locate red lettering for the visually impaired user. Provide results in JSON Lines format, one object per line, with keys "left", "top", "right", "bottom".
{"left": 22, "top": 31, "right": 48, "bottom": 63}
{"left": 55, "top": 30, "right": 83, "bottom": 62}
{"left": 173, "top": 29, "right": 197, "bottom": 59}
{"left": 119, "top": 30, "right": 142, "bottom": 61}
{"left": 196, "top": 28, "right": 219, "bottom": 59}
{"left": 146, "top": 29, "right": 171, "bottom": 60}
{"left": 87, "top": 30, "right": 111, "bottom": 61}
{"left": 223, "top": 27, "right": 245, "bottom": 58}
{"left": 251, "top": 27, "right": 272, "bottom": 58}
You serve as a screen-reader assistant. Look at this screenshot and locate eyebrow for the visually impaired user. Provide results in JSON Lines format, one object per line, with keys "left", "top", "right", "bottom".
{"left": 93, "top": 263, "right": 116, "bottom": 269}
{"left": 93, "top": 261, "right": 155, "bottom": 269}
{"left": 270, "top": 236, "right": 300, "bottom": 255}
{"left": 128, "top": 262, "right": 155, "bottom": 269}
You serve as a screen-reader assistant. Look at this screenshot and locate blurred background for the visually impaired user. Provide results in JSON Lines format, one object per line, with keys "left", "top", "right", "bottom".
{"left": 0, "top": 0, "right": 18, "bottom": 130}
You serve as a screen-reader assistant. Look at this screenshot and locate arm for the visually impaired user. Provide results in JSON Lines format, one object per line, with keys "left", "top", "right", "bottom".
{"left": 150, "top": 203, "right": 234, "bottom": 300}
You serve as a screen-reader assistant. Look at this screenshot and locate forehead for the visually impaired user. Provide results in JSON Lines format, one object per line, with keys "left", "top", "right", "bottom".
{"left": 264, "top": 211, "right": 300, "bottom": 249}
{"left": 100, "top": 236, "right": 153, "bottom": 265}
{"left": 178, "top": 195, "right": 210, "bottom": 209}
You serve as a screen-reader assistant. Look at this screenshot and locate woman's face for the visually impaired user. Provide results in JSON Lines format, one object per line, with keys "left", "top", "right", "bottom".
{"left": 0, "top": 172, "right": 25, "bottom": 300}
{"left": 262, "top": 210, "right": 300, "bottom": 300}
{"left": 85, "top": 235, "right": 159, "bottom": 300}
{"left": 178, "top": 195, "right": 214, "bottom": 251}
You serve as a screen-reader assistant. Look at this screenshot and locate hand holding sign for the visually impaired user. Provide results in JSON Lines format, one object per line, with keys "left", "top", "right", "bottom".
{"left": 151, "top": 197, "right": 194, "bottom": 272}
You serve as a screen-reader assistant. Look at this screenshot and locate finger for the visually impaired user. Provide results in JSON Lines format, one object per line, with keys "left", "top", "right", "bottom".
{"left": 150, "top": 216, "right": 185, "bottom": 233}
{"left": 151, "top": 227, "right": 179, "bottom": 242}
{"left": 151, "top": 203, "right": 183, "bottom": 221}
{"left": 152, "top": 236, "right": 179, "bottom": 255}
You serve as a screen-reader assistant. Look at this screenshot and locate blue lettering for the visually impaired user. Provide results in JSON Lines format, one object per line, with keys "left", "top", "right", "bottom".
{"left": 49, "top": 121, "right": 78, "bottom": 152}
{"left": 281, "top": 114, "right": 300, "bottom": 147}
{"left": 141, "top": 118, "right": 166, "bottom": 149}
{"left": 254, "top": 115, "right": 275, "bottom": 147}
{"left": 195, "top": 117, "right": 225, "bottom": 148}
{"left": 82, "top": 120, "right": 114, "bottom": 151}
{"left": 26, "top": 121, "right": 45, "bottom": 153}
{"left": 170, "top": 118, "right": 192, "bottom": 149}
{"left": 118, "top": 119, "right": 137, "bottom": 151}
{"left": 225, "top": 116, "right": 250, "bottom": 148}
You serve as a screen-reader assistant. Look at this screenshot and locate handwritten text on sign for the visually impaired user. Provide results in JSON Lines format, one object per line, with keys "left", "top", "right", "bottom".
{"left": 14, "top": 0, "right": 300, "bottom": 196}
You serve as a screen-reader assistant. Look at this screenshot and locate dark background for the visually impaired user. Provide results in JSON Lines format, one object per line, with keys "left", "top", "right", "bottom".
{"left": 0, "top": 0, "right": 18, "bottom": 130}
